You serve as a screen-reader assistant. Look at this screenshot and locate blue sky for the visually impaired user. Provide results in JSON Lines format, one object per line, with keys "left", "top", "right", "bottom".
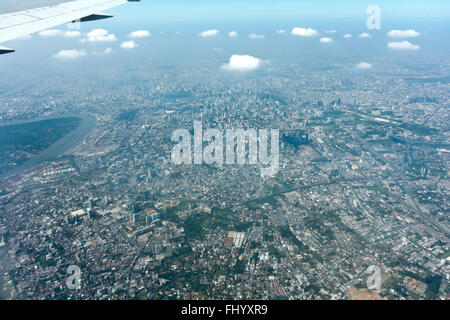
{"left": 2, "top": 0, "right": 449, "bottom": 67}
{"left": 112, "top": 0, "right": 450, "bottom": 21}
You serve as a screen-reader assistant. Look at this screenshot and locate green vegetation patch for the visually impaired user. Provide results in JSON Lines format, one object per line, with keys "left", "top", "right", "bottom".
{"left": 0, "top": 117, "right": 81, "bottom": 175}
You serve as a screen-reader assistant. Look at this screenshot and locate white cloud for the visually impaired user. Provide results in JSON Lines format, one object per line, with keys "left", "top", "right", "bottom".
{"left": 129, "top": 30, "right": 151, "bottom": 38}
{"left": 319, "top": 37, "right": 334, "bottom": 43}
{"left": 229, "top": 31, "right": 238, "bottom": 37}
{"left": 387, "top": 30, "right": 420, "bottom": 38}
{"left": 249, "top": 33, "right": 265, "bottom": 39}
{"left": 84, "top": 29, "right": 117, "bottom": 42}
{"left": 276, "top": 29, "right": 286, "bottom": 34}
{"left": 120, "top": 40, "right": 138, "bottom": 49}
{"left": 387, "top": 41, "right": 420, "bottom": 50}
{"left": 356, "top": 62, "right": 372, "bottom": 69}
{"left": 358, "top": 32, "right": 371, "bottom": 38}
{"left": 291, "top": 27, "right": 319, "bottom": 37}
{"left": 344, "top": 34, "right": 352, "bottom": 38}
{"left": 53, "top": 49, "right": 86, "bottom": 59}
{"left": 64, "top": 31, "right": 81, "bottom": 38}
{"left": 222, "top": 55, "right": 263, "bottom": 72}
{"left": 39, "top": 29, "right": 64, "bottom": 37}
{"left": 199, "top": 29, "right": 219, "bottom": 37}
{"left": 325, "top": 30, "right": 337, "bottom": 34}
{"left": 104, "top": 48, "right": 113, "bottom": 54}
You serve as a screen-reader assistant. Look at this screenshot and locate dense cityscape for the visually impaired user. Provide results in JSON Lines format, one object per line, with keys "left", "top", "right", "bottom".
{"left": 1, "top": 53, "right": 448, "bottom": 300}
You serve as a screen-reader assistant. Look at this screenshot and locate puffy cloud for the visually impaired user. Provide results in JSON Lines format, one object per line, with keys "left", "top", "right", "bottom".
{"left": 222, "top": 55, "right": 263, "bottom": 72}
{"left": 199, "top": 29, "right": 219, "bottom": 37}
{"left": 229, "top": 31, "right": 238, "bottom": 37}
{"left": 358, "top": 32, "right": 371, "bottom": 38}
{"left": 249, "top": 33, "right": 265, "bottom": 39}
{"left": 276, "top": 29, "right": 286, "bottom": 34}
{"left": 291, "top": 27, "right": 319, "bottom": 37}
{"left": 39, "top": 29, "right": 64, "bottom": 37}
{"left": 129, "top": 30, "right": 151, "bottom": 38}
{"left": 325, "top": 30, "right": 337, "bottom": 34}
{"left": 344, "top": 34, "right": 352, "bottom": 38}
{"left": 83, "top": 29, "right": 117, "bottom": 42}
{"left": 387, "top": 41, "right": 420, "bottom": 50}
{"left": 64, "top": 31, "right": 81, "bottom": 38}
{"left": 319, "top": 37, "right": 334, "bottom": 43}
{"left": 356, "top": 62, "right": 372, "bottom": 69}
{"left": 120, "top": 40, "right": 138, "bottom": 49}
{"left": 53, "top": 49, "right": 86, "bottom": 59}
{"left": 387, "top": 30, "right": 420, "bottom": 38}
{"left": 104, "top": 48, "right": 112, "bottom": 54}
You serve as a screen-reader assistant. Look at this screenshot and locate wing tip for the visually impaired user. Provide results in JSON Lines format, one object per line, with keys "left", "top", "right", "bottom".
{"left": 0, "top": 46, "right": 15, "bottom": 55}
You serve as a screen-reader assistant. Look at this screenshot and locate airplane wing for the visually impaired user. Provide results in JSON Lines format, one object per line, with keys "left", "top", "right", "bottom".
{"left": 0, "top": 0, "right": 139, "bottom": 54}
